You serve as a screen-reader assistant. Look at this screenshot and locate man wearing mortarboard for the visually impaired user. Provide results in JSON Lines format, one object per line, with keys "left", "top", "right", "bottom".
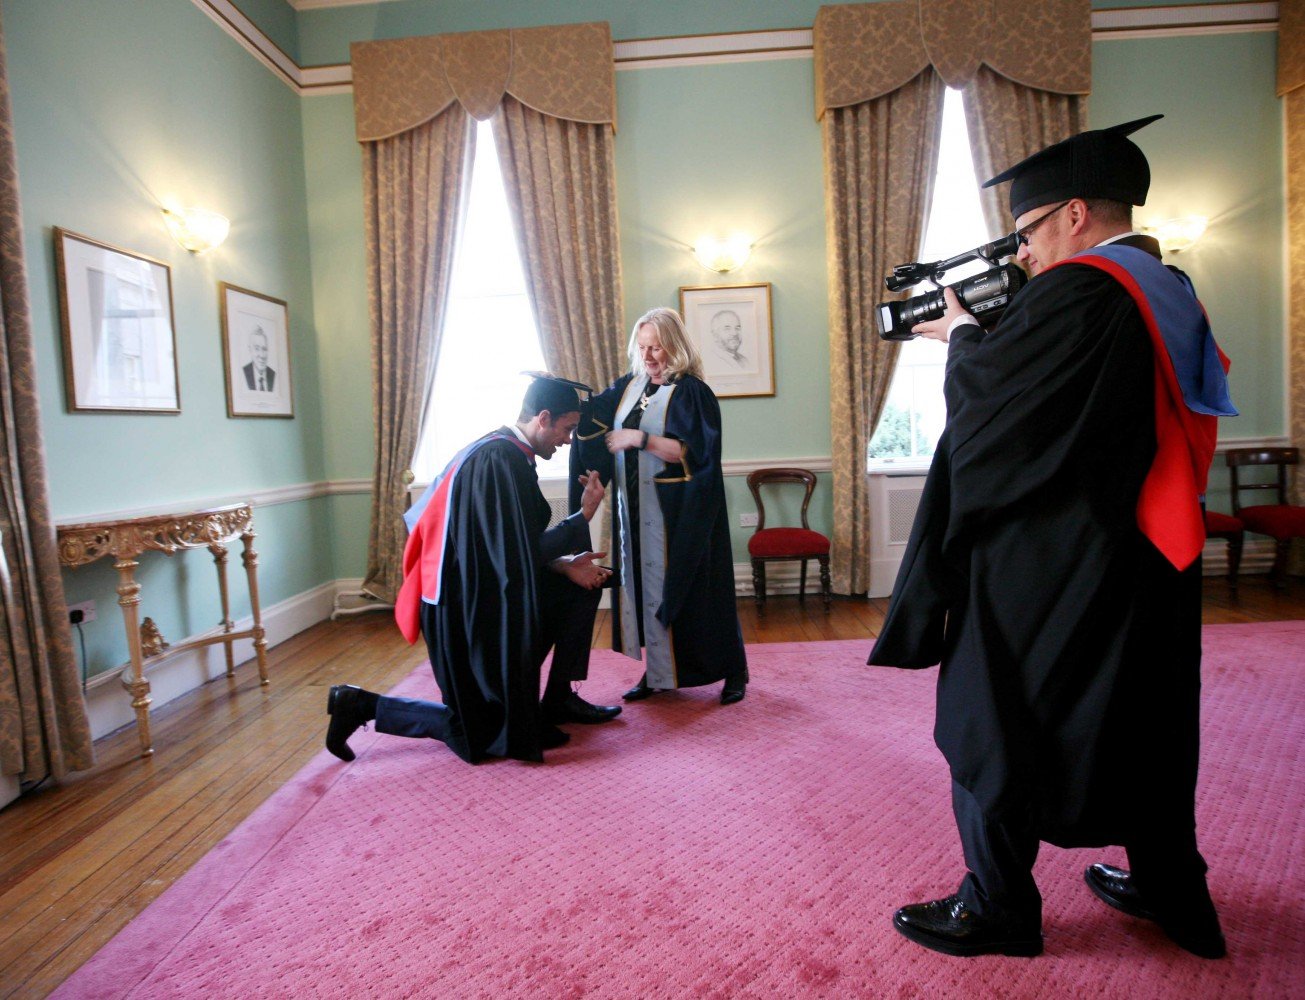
{"left": 870, "top": 116, "right": 1236, "bottom": 960}
{"left": 323, "top": 374, "right": 623, "bottom": 765}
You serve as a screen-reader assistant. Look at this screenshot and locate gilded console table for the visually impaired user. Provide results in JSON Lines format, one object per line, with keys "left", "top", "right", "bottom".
{"left": 56, "top": 503, "right": 269, "bottom": 757}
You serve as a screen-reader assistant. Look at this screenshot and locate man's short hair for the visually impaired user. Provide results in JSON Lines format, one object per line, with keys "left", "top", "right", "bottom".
{"left": 1083, "top": 199, "right": 1133, "bottom": 228}
{"left": 519, "top": 376, "right": 582, "bottom": 422}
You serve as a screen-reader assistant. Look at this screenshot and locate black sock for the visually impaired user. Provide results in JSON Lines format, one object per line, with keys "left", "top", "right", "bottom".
{"left": 357, "top": 688, "right": 380, "bottom": 720}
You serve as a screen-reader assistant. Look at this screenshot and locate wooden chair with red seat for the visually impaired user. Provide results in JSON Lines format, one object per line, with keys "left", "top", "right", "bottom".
{"left": 1225, "top": 447, "right": 1305, "bottom": 589}
{"left": 745, "top": 468, "right": 831, "bottom": 613}
{"left": 1202, "top": 509, "right": 1244, "bottom": 594}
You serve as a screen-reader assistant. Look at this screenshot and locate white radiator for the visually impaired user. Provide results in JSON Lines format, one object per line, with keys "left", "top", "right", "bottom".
{"left": 868, "top": 472, "right": 927, "bottom": 598}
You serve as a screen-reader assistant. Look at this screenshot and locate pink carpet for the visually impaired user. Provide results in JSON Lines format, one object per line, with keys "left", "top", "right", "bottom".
{"left": 54, "top": 623, "right": 1304, "bottom": 999}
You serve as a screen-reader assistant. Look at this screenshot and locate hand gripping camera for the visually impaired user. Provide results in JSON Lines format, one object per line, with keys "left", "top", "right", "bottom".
{"left": 875, "top": 232, "right": 1026, "bottom": 341}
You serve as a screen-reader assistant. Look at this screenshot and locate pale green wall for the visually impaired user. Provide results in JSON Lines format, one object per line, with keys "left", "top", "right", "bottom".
{"left": 4, "top": 0, "right": 1289, "bottom": 679}
{"left": 4, "top": 0, "right": 331, "bottom": 677}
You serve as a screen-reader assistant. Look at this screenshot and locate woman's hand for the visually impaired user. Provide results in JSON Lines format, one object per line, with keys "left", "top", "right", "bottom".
{"left": 577, "top": 470, "right": 605, "bottom": 520}
{"left": 605, "top": 429, "right": 644, "bottom": 453}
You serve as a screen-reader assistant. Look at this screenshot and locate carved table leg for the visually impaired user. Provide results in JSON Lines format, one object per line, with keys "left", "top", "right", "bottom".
{"left": 241, "top": 530, "right": 269, "bottom": 686}
{"left": 211, "top": 542, "right": 235, "bottom": 676}
{"left": 115, "top": 556, "right": 153, "bottom": 757}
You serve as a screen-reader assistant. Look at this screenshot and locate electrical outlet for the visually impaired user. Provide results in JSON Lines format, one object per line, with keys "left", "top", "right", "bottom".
{"left": 739, "top": 512, "right": 759, "bottom": 528}
{"left": 69, "top": 600, "right": 97, "bottom": 624}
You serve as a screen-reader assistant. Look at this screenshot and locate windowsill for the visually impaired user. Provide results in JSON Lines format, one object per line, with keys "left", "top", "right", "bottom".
{"left": 866, "top": 458, "right": 933, "bottom": 475}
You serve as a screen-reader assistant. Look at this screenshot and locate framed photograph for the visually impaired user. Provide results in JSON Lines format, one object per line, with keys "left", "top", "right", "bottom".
{"left": 679, "top": 282, "right": 775, "bottom": 398}
{"left": 54, "top": 228, "right": 179, "bottom": 413}
{"left": 220, "top": 283, "right": 293, "bottom": 418}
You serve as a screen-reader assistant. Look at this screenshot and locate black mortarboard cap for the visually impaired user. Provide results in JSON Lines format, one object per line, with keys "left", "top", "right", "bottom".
{"left": 521, "top": 371, "right": 592, "bottom": 416}
{"left": 983, "top": 114, "right": 1163, "bottom": 220}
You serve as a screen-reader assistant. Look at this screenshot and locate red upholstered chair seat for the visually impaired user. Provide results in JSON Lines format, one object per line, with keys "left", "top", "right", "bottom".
{"left": 1203, "top": 510, "right": 1243, "bottom": 534}
{"left": 748, "top": 527, "right": 831, "bottom": 559}
{"left": 1238, "top": 504, "right": 1305, "bottom": 539}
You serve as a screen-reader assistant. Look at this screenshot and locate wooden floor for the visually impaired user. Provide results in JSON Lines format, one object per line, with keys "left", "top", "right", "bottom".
{"left": 2, "top": 577, "right": 1302, "bottom": 998}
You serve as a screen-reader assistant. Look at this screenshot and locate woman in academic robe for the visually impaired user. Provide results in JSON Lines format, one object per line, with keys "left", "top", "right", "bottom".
{"left": 575, "top": 307, "right": 748, "bottom": 704}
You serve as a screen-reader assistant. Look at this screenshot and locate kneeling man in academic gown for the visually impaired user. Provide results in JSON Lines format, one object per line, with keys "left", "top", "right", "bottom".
{"left": 325, "top": 374, "right": 621, "bottom": 764}
{"left": 870, "top": 116, "right": 1236, "bottom": 959}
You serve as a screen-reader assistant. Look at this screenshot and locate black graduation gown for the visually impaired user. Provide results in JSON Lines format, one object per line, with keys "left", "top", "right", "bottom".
{"left": 574, "top": 374, "right": 747, "bottom": 688}
{"left": 869, "top": 242, "right": 1203, "bottom": 847}
{"left": 424, "top": 430, "right": 590, "bottom": 763}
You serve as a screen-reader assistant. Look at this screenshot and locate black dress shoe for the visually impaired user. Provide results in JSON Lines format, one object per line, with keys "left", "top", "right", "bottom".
{"left": 720, "top": 679, "right": 746, "bottom": 705}
{"left": 892, "top": 895, "right": 1043, "bottom": 957}
{"left": 622, "top": 676, "right": 659, "bottom": 701}
{"left": 542, "top": 691, "right": 622, "bottom": 725}
{"left": 326, "top": 684, "right": 374, "bottom": 762}
{"left": 1084, "top": 863, "right": 1226, "bottom": 959}
{"left": 539, "top": 724, "right": 571, "bottom": 750}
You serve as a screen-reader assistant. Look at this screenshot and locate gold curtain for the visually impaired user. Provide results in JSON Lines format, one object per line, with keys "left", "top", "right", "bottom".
{"left": 822, "top": 70, "right": 947, "bottom": 594}
{"left": 353, "top": 23, "right": 619, "bottom": 600}
{"left": 961, "top": 67, "right": 1086, "bottom": 239}
{"left": 815, "top": 0, "right": 1089, "bottom": 594}
{"left": 1281, "top": 3, "right": 1304, "bottom": 521}
{"left": 359, "top": 109, "right": 475, "bottom": 603}
{"left": 0, "top": 10, "right": 93, "bottom": 783}
{"left": 492, "top": 95, "right": 625, "bottom": 392}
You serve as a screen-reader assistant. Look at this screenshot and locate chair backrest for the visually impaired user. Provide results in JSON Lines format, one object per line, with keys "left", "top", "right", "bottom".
{"left": 1224, "top": 447, "right": 1298, "bottom": 515}
{"left": 746, "top": 467, "right": 817, "bottom": 532}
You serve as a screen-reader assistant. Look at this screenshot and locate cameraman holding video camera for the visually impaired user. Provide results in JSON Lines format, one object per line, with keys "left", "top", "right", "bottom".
{"left": 870, "top": 116, "right": 1237, "bottom": 960}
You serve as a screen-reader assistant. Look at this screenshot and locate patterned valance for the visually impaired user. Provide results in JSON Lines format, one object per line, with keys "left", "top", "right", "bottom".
{"left": 1280, "top": 0, "right": 1303, "bottom": 97}
{"left": 814, "top": 0, "right": 1090, "bottom": 117}
{"left": 351, "top": 21, "right": 615, "bottom": 141}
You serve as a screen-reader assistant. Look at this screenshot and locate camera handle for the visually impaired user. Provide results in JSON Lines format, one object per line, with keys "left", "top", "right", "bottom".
{"left": 885, "top": 232, "right": 1020, "bottom": 292}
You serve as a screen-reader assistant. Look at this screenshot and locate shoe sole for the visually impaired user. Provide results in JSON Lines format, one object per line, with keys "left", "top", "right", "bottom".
{"left": 544, "top": 713, "right": 622, "bottom": 725}
{"left": 893, "top": 916, "right": 1043, "bottom": 958}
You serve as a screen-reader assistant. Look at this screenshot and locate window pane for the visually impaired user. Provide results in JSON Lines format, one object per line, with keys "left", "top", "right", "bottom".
{"left": 867, "top": 88, "right": 987, "bottom": 468}
{"left": 413, "top": 122, "right": 570, "bottom": 483}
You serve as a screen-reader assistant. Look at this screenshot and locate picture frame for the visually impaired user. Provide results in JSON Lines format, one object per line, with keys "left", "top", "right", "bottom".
{"left": 54, "top": 227, "right": 180, "bottom": 413}
{"left": 678, "top": 282, "right": 775, "bottom": 399}
{"left": 220, "top": 282, "right": 294, "bottom": 419}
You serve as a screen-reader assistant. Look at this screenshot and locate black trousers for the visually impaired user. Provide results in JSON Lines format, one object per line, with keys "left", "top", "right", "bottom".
{"left": 952, "top": 779, "right": 1213, "bottom": 928}
{"left": 375, "top": 575, "right": 601, "bottom": 742}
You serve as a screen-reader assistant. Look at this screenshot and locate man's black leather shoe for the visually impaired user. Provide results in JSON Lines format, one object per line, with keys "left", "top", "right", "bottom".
{"left": 622, "top": 676, "right": 658, "bottom": 701}
{"left": 539, "top": 724, "right": 570, "bottom": 750}
{"left": 892, "top": 895, "right": 1043, "bottom": 957}
{"left": 326, "top": 684, "right": 373, "bottom": 762}
{"left": 543, "top": 691, "right": 622, "bottom": 725}
{"left": 1085, "top": 863, "right": 1226, "bottom": 959}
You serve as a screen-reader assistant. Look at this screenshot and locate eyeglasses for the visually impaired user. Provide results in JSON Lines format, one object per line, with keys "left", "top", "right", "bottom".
{"left": 1015, "top": 200, "right": 1071, "bottom": 246}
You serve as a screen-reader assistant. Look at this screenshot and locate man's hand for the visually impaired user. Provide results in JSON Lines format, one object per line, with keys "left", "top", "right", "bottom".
{"left": 911, "top": 286, "right": 970, "bottom": 342}
{"left": 577, "top": 470, "right": 605, "bottom": 521}
{"left": 554, "top": 551, "right": 611, "bottom": 589}
{"left": 605, "top": 429, "right": 643, "bottom": 453}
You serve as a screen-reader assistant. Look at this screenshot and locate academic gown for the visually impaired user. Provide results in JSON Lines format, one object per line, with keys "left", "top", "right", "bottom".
{"left": 404, "top": 430, "right": 590, "bottom": 764}
{"left": 574, "top": 374, "right": 747, "bottom": 688}
{"left": 869, "top": 238, "right": 1211, "bottom": 847}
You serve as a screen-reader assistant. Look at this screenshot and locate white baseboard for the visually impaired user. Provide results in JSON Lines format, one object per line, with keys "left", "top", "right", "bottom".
{"left": 84, "top": 579, "right": 345, "bottom": 742}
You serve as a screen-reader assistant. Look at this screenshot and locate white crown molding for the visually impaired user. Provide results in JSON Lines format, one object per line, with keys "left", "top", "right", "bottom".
{"left": 205, "top": 3, "right": 1280, "bottom": 95}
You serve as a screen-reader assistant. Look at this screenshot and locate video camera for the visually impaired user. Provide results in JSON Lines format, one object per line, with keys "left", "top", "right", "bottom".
{"left": 875, "top": 232, "right": 1026, "bottom": 341}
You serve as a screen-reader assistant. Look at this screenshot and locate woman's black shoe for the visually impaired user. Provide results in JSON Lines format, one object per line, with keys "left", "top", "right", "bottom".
{"left": 720, "top": 680, "right": 746, "bottom": 705}
{"left": 622, "top": 676, "right": 658, "bottom": 701}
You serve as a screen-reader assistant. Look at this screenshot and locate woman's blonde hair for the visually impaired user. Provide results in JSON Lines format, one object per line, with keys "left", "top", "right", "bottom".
{"left": 627, "top": 307, "right": 704, "bottom": 382}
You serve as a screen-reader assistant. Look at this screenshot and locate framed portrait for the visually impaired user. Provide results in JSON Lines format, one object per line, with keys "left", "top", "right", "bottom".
{"left": 679, "top": 282, "right": 775, "bottom": 399}
{"left": 220, "top": 283, "right": 293, "bottom": 418}
{"left": 54, "top": 228, "right": 180, "bottom": 413}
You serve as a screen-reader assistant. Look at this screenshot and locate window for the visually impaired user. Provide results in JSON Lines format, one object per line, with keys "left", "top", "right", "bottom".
{"left": 411, "top": 121, "right": 568, "bottom": 483}
{"left": 867, "top": 88, "right": 989, "bottom": 468}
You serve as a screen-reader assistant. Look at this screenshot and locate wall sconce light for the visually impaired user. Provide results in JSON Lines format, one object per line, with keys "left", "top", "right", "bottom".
{"left": 163, "top": 207, "right": 230, "bottom": 254}
{"left": 693, "top": 235, "right": 752, "bottom": 273}
{"left": 1144, "top": 216, "right": 1207, "bottom": 254}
